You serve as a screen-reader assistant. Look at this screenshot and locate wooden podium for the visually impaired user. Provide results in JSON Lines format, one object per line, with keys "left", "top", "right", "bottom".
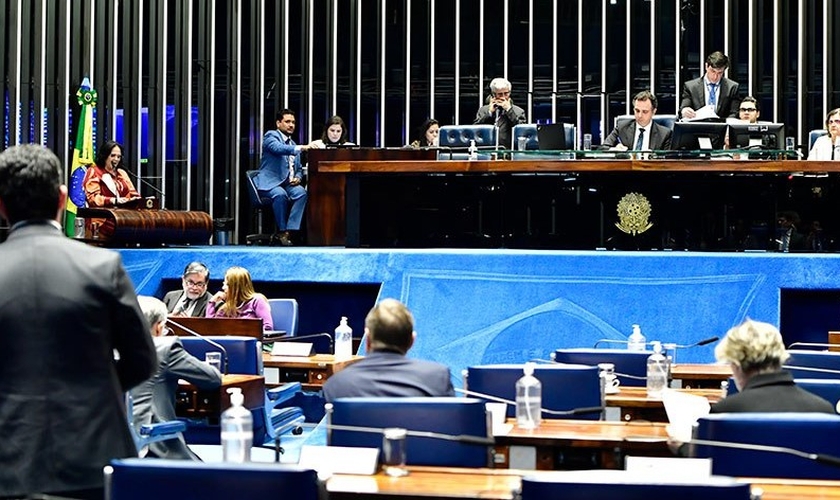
{"left": 77, "top": 207, "right": 212, "bottom": 247}
{"left": 167, "top": 317, "right": 266, "bottom": 339}
{"left": 176, "top": 374, "right": 264, "bottom": 425}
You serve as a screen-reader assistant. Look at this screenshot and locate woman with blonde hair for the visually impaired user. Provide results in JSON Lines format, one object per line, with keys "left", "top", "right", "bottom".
{"left": 206, "top": 266, "right": 273, "bottom": 331}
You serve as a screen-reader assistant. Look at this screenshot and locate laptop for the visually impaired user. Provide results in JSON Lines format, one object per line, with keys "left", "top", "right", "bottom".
{"left": 537, "top": 123, "right": 568, "bottom": 150}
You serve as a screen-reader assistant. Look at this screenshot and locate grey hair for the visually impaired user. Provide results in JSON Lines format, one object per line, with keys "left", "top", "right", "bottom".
{"left": 714, "top": 319, "right": 790, "bottom": 373}
{"left": 137, "top": 295, "right": 168, "bottom": 332}
{"left": 489, "top": 77, "right": 512, "bottom": 94}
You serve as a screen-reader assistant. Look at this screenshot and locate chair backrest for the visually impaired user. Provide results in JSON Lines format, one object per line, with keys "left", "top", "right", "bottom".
{"left": 810, "top": 129, "right": 828, "bottom": 150}
{"left": 553, "top": 348, "right": 650, "bottom": 387}
{"left": 180, "top": 336, "right": 263, "bottom": 375}
{"left": 512, "top": 124, "right": 539, "bottom": 150}
{"left": 786, "top": 349, "right": 840, "bottom": 379}
{"left": 438, "top": 125, "right": 498, "bottom": 159}
{"left": 795, "top": 378, "right": 840, "bottom": 409}
{"left": 267, "top": 298, "right": 299, "bottom": 337}
{"left": 614, "top": 114, "right": 677, "bottom": 131}
{"left": 245, "top": 170, "right": 267, "bottom": 208}
{"left": 105, "top": 458, "right": 320, "bottom": 500}
{"left": 465, "top": 363, "right": 602, "bottom": 420}
{"left": 520, "top": 471, "right": 751, "bottom": 500}
{"left": 327, "top": 397, "right": 490, "bottom": 467}
{"left": 692, "top": 412, "right": 840, "bottom": 479}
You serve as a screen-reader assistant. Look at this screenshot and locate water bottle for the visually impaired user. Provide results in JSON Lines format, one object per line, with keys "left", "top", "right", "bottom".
{"left": 627, "top": 323, "right": 646, "bottom": 351}
{"left": 646, "top": 341, "right": 669, "bottom": 398}
{"left": 468, "top": 140, "right": 478, "bottom": 161}
{"left": 515, "top": 363, "right": 542, "bottom": 429}
{"left": 221, "top": 387, "right": 252, "bottom": 463}
{"left": 334, "top": 316, "right": 353, "bottom": 360}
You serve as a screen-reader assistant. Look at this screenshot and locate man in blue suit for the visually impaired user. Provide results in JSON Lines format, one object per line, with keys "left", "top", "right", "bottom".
{"left": 255, "top": 109, "right": 309, "bottom": 246}
{"left": 323, "top": 299, "right": 455, "bottom": 402}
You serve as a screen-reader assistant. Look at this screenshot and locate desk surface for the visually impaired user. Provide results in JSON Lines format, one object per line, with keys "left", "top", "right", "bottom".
{"left": 497, "top": 418, "right": 669, "bottom": 448}
{"left": 606, "top": 387, "right": 723, "bottom": 409}
{"left": 671, "top": 363, "right": 731, "bottom": 380}
{"left": 262, "top": 354, "right": 362, "bottom": 389}
{"left": 327, "top": 466, "right": 840, "bottom": 500}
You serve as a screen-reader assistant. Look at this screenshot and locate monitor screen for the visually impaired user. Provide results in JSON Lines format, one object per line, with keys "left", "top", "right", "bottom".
{"left": 670, "top": 121, "right": 728, "bottom": 150}
{"left": 536, "top": 123, "right": 569, "bottom": 150}
{"left": 728, "top": 122, "right": 785, "bottom": 150}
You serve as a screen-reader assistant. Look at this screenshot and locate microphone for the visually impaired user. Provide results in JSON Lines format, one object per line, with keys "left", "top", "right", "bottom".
{"left": 120, "top": 168, "right": 165, "bottom": 199}
{"left": 327, "top": 422, "right": 495, "bottom": 446}
{"left": 686, "top": 437, "right": 840, "bottom": 468}
{"left": 788, "top": 342, "right": 836, "bottom": 350}
{"left": 675, "top": 336, "right": 720, "bottom": 348}
{"left": 167, "top": 318, "right": 229, "bottom": 375}
{"left": 454, "top": 388, "right": 604, "bottom": 417}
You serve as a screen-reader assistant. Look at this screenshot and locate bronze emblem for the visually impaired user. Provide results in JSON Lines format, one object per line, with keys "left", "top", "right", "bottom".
{"left": 615, "top": 192, "right": 653, "bottom": 235}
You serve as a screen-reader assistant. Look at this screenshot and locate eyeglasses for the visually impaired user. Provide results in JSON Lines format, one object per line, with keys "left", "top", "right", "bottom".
{"left": 739, "top": 108, "right": 757, "bottom": 112}
{"left": 493, "top": 91, "right": 510, "bottom": 98}
{"left": 185, "top": 279, "right": 207, "bottom": 288}
{"left": 828, "top": 119, "right": 840, "bottom": 125}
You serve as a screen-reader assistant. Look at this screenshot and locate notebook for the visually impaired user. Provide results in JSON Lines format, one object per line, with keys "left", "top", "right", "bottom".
{"left": 537, "top": 123, "right": 568, "bottom": 150}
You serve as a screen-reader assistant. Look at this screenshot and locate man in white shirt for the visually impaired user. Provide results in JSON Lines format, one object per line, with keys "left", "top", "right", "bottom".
{"left": 602, "top": 90, "right": 672, "bottom": 152}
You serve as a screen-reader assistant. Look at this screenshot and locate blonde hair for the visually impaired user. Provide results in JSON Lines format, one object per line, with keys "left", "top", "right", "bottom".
{"left": 218, "top": 266, "right": 260, "bottom": 318}
{"left": 714, "top": 319, "right": 789, "bottom": 373}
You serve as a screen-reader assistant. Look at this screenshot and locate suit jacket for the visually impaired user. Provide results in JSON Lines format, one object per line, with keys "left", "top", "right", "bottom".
{"left": 130, "top": 336, "right": 222, "bottom": 459}
{"left": 255, "top": 129, "right": 304, "bottom": 191}
{"left": 0, "top": 221, "right": 155, "bottom": 497}
{"left": 163, "top": 289, "right": 211, "bottom": 317}
{"left": 602, "top": 119, "right": 672, "bottom": 150}
{"left": 711, "top": 371, "right": 835, "bottom": 414}
{"left": 680, "top": 76, "right": 741, "bottom": 119}
{"left": 322, "top": 350, "right": 455, "bottom": 403}
{"left": 473, "top": 103, "right": 527, "bottom": 149}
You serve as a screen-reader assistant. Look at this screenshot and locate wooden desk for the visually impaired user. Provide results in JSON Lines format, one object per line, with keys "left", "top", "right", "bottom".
{"left": 327, "top": 467, "right": 840, "bottom": 500}
{"left": 176, "top": 374, "right": 264, "bottom": 425}
{"left": 262, "top": 353, "right": 362, "bottom": 390}
{"left": 493, "top": 419, "right": 670, "bottom": 470}
{"left": 671, "top": 363, "right": 732, "bottom": 389}
{"left": 77, "top": 207, "right": 212, "bottom": 246}
{"left": 167, "top": 317, "right": 264, "bottom": 339}
{"left": 606, "top": 387, "right": 723, "bottom": 422}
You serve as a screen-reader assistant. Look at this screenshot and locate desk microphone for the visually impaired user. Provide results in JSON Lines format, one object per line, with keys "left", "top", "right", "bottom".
{"left": 454, "top": 388, "right": 604, "bottom": 417}
{"left": 167, "top": 318, "right": 229, "bottom": 375}
{"left": 788, "top": 342, "right": 836, "bottom": 350}
{"left": 271, "top": 332, "right": 334, "bottom": 351}
{"left": 326, "top": 422, "right": 494, "bottom": 446}
{"left": 120, "top": 168, "right": 166, "bottom": 201}
{"left": 687, "top": 437, "right": 840, "bottom": 468}
{"left": 675, "top": 336, "right": 720, "bottom": 348}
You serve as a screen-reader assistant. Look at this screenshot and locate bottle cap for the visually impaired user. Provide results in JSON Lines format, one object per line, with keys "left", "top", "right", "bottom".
{"left": 523, "top": 362, "right": 535, "bottom": 376}
{"left": 227, "top": 387, "right": 244, "bottom": 407}
{"left": 651, "top": 341, "right": 662, "bottom": 353}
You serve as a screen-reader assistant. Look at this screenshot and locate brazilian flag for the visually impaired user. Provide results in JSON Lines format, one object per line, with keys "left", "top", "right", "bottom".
{"left": 64, "top": 78, "right": 97, "bottom": 236}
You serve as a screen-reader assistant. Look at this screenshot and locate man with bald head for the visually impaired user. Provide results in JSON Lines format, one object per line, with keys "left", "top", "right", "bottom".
{"left": 322, "top": 299, "right": 454, "bottom": 402}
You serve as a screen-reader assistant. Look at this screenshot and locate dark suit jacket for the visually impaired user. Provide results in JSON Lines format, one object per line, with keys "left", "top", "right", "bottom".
{"left": 163, "top": 289, "right": 211, "bottom": 317}
{"left": 0, "top": 221, "right": 155, "bottom": 497}
{"left": 602, "top": 120, "right": 672, "bottom": 150}
{"left": 473, "top": 103, "right": 527, "bottom": 149}
{"left": 711, "top": 371, "right": 835, "bottom": 413}
{"left": 130, "top": 336, "right": 222, "bottom": 459}
{"left": 680, "top": 76, "right": 741, "bottom": 119}
{"left": 322, "top": 350, "right": 455, "bottom": 403}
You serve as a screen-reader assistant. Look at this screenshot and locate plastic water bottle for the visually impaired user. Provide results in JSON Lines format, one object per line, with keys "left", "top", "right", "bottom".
{"left": 646, "top": 341, "right": 669, "bottom": 398}
{"left": 515, "top": 363, "right": 542, "bottom": 429}
{"left": 468, "top": 140, "right": 478, "bottom": 161}
{"left": 627, "top": 324, "right": 646, "bottom": 351}
{"left": 221, "top": 387, "right": 252, "bottom": 463}
{"left": 334, "top": 316, "right": 353, "bottom": 360}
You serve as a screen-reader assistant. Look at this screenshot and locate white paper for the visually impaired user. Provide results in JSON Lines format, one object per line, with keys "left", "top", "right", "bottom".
{"left": 625, "top": 456, "right": 712, "bottom": 480}
{"left": 299, "top": 445, "right": 380, "bottom": 475}
{"left": 661, "top": 389, "right": 711, "bottom": 442}
{"left": 685, "top": 105, "right": 719, "bottom": 122}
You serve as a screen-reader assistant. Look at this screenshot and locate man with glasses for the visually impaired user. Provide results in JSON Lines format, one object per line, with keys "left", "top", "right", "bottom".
{"left": 737, "top": 96, "right": 761, "bottom": 123}
{"left": 679, "top": 51, "right": 741, "bottom": 120}
{"left": 164, "top": 262, "right": 211, "bottom": 317}
{"left": 473, "top": 77, "right": 527, "bottom": 149}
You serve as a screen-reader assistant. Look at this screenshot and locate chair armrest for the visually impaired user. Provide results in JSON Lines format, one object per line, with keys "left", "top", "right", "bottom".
{"left": 267, "top": 382, "right": 303, "bottom": 402}
{"left": 139, "top": 420, "right": 187, "bottom": 437}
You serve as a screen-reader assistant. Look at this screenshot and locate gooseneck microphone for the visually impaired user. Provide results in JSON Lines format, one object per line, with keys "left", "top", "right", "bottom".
{"left": 326, "top": 423, "right": 495, "bottom": 446}
{"left": 454, "top": 388, "right": 604, "bottom": 417}
{"left": 687, "top": 437, "right": 840, "bottom": 468}
{"left": 120, "top": 168, "right": 166, "bottom": 200}
{"left": 675, "top": 336, "right": 720, "bottom": 348}
{"left": 166, "top": 317, "right": 229, "bottom": 375}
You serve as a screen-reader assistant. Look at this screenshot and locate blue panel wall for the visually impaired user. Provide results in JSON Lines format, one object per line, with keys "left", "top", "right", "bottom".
{"left": 118, "top": 247, "right": 840, "bottom": 388}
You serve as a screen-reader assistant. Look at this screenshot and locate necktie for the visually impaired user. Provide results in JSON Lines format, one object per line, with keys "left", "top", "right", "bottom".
{"left": 635, "top": 128, "right": 645, "bottom": 151}
{"left": 179, "top": 297, "right": 193, "bottom": 315}
{"left": 708, "top": 83, "right": 717, "bottom": 107}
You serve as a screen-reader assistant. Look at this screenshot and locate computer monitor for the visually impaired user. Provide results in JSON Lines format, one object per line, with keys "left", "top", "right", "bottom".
{"left": 537, "top": 123, "right": 569, "bottom": 150}
{"left": 670, "top": 121, "right": 728, "bottom": 151}
{"left": 728, "top": 122, "right": 785, "bottom": 150}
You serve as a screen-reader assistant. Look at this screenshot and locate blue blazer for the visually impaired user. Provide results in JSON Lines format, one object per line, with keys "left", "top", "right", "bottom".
{"left": 255, "top": 129, "right": 303, "bottom": 190}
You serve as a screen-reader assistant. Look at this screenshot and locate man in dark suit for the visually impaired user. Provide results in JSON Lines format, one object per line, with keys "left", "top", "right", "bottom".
{"left": 0, "top": 144, "right": 155, "bottom": 499}
{"left": 132, "top": 296, "right": 222, "bottom": 459}
{"left": 163, "top": 261, "right": 212, "bottom": 317}
{"left": 602, "top": 90, "right": 672, "bottom": 151}
{"left": 323, "top": 299, "right": 454, "bottom": 402}
{"left": 679, "top": 51, "right": 741, "bottom": 120}
{"left": 473, "top": 77, "right": 527, "bottom": 149}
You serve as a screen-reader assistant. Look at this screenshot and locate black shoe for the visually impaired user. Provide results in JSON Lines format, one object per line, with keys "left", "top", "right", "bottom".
{"left": 274, "top": 232, "right": 293, "bottom": 246}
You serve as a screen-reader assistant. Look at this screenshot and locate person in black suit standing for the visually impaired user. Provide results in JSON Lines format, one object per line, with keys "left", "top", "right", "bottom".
{"left": 163, "top": 261, "right": 212, "bottom": 317}
{"left": 602, "top": 90, "right": 672, "bottom": 151}
{"left": 0, "top": 144, "right": 155, "bottom": 499}
{"left": 322, "top": 299, "right": 455, "bottom": 402}
{"left": 473, "top": 77, "right": 527, "bottom": 149}
{"left": 679, "top": 51, "right": 741, "bottom": 120}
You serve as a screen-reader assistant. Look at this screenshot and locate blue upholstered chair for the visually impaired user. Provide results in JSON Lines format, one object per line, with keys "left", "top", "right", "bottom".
{"left": 552, "top": 348, "right": 650, "bottom": 387}
{"left": 464, "top": 363, "right": 602, "bottom": 420}
{"left": 691, "top": 412, "right": 840, "bottom": 479}
{"left": 125, "top": 393, "right": 187, "bottom": 457}
{"left": 614, "top": 114, "right": 677, "bottom": 131}
{"left": 104, "top": 458, "right": 320, "bottom": 500}
{"left": 438, "top": 125, "right": 497, "bottom": 159}
{"left": 327, "top": 397, "right": 491, "bottom": 467}
{"left": 512, "top": 124, "right": 539, "bottom": 150}
{"left": 810, "top": 129, "right": 828, "bottom": 151}
{"left": 267, "top": 298, "right": 299, "bottom": 337}
{"left": 785, "top": 349, "right": 840, "bottom": 379}
{"left": 245, "top": 170, "right": 273, "bottom": 245}
{"left": 520, "top": 471, "right": 751, "bottom": 500}
{"left": 795, "top": 378, "right": 840, "bottom": 410}
{"left": 180, "top": 335, "right": 263, "bottom": 375}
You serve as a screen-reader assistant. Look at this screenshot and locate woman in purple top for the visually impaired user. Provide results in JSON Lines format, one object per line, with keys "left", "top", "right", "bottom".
{"left": 206, "top": 266, "right": 274, "bottom": 331}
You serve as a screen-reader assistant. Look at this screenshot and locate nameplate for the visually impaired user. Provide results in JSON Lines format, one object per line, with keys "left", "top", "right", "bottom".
{"left": 625, "top": 456, "right": 712, "bottom": 479}
{"left": 299, "top": 445, "right": 380, "bottom": 475}
{"left": 271, "top": 342, "right": 315, "bottom": 357}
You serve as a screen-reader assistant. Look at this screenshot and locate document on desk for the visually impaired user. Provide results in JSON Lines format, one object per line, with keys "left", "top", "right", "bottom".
{"left": 662, "top": 389, "right": 710, "bottom": 442}
{"left": 684, "top": 105, "right": 719, "bottom": 122}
